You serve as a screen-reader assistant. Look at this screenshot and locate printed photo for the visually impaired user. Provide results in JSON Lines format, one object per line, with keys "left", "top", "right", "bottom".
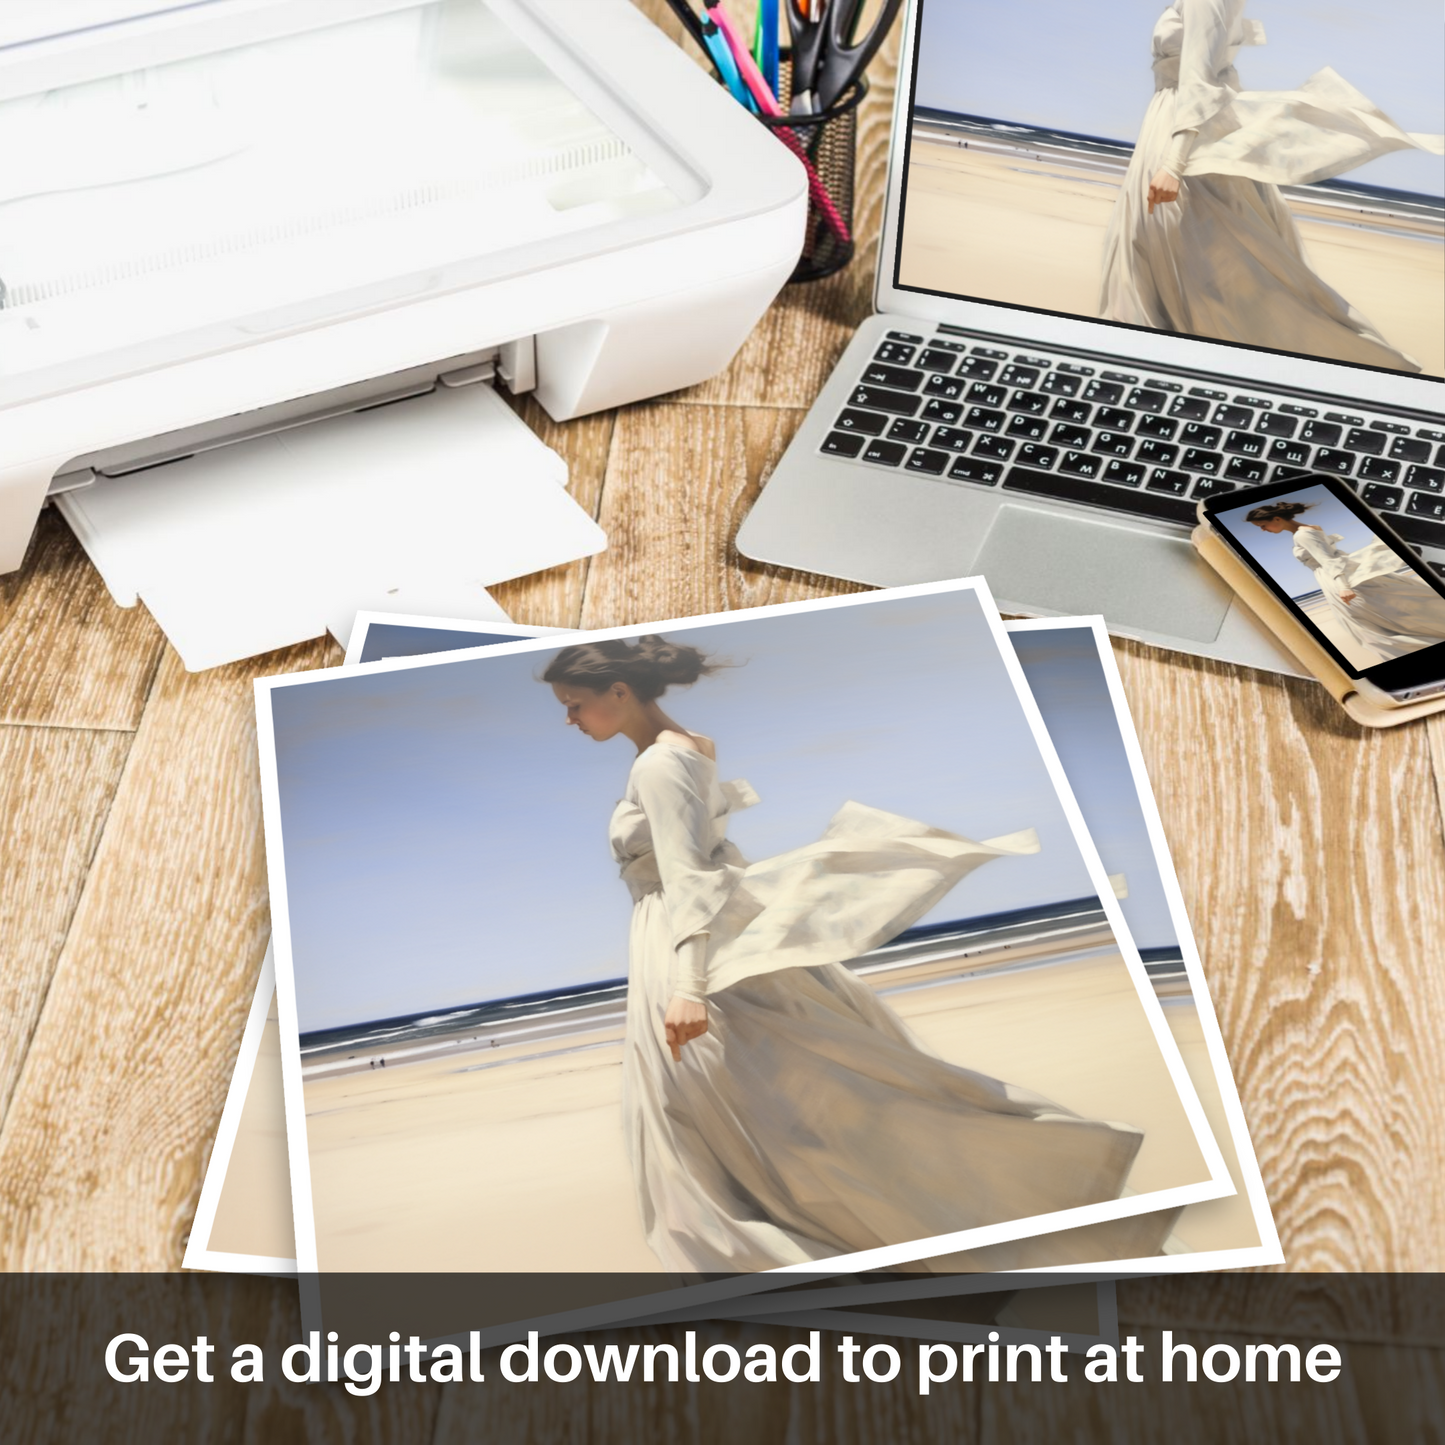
{"left": 1212, "top": 483, "right": 1445, "bottom": 670}
{"left": 256, "top": 585, "right": 1230, "bottom": 1301}
{"left": 899, "top": 0, "right": 1445, "bottom": 375}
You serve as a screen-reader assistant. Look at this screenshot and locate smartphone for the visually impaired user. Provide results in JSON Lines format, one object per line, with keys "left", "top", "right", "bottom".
{"left": 1200, "top": 474, "right": 1445, "bottom": 703}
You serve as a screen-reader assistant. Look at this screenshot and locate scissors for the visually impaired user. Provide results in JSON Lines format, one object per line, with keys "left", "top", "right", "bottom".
{"left": 786, "top": 0, "right": 903, "bottom": 114}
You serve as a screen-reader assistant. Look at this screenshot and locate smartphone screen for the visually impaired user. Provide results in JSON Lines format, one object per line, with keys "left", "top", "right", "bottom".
{"left": 1203, "top": 474, "right": 1445, "bottom": 694}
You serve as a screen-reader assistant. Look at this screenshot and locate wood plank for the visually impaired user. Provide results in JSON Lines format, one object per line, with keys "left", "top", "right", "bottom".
{"left": 1109, "top": 637, "right": 1445, "bottom": 1271}
{"left": 579, "top": 403, "right": 867, "bottom": 631}
{"left": 490, "top": 396, "right": 614, "bottom": 630}
{"left": 0, "top": 640, "right": 332, "bottom": 1269}
{"left": 0, "top": 508, "right": 165, "bottom": 731}
{"left": 0, "top": 725, "right": 133, "bottom": 1126}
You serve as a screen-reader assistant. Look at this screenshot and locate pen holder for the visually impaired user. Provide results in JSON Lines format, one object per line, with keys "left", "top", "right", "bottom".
{"left": 759, "top": 70, "right": 867, "bottom": 283}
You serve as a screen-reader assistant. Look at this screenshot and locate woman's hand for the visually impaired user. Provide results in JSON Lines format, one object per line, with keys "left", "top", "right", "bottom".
{"left": 1147, "top": 170, "right": 1181, "bottom": 215}
{"left": 1340, "top": 590, "right": 1358, "bottom": 604}
{"left": 664, "top": 996, "right": 708, "bottom": 1063}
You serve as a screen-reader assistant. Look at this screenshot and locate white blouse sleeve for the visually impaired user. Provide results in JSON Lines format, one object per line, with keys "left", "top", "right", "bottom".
{"left": 1173, "top": 0, "right": 1243, "bottom": 133}
{"left": 630, "top": 747, "right": 744, "bottom": 985}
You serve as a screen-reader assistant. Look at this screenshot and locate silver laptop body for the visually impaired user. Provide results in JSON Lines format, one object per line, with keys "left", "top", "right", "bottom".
{"left": 737, "top": 0, "right": 1444, "bottom": 674}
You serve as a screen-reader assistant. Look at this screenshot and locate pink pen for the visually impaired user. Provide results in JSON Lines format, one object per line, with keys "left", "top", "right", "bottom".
{"left": 705, "top": 1, "right": 853, "bottom": 247}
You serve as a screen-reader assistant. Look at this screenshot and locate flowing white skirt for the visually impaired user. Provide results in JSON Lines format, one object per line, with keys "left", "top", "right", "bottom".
{"left": 1317, "top": 547, "right": 1445, "bottom": 660}
{"left": 621, "top": 890, "right": 1162, "bottom": 1273}
{"left": 1099, "top": 86, "right": 1419, "bottom": 373}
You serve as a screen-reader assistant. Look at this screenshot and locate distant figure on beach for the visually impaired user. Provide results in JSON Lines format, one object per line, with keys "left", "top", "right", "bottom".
{"left": 1100, "top": 0, "right": 1442, "bottom": 370}
{"left": 542, "top": 636, "right": 1166, "bottom": 1272}
{"left": 1246, "top": 500, "right": 1445, "bottom": 660}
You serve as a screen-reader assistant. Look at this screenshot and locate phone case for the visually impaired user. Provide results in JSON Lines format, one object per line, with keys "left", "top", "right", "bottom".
{"left": 1191, "top": 519, "right": 1445, "bottom": 729}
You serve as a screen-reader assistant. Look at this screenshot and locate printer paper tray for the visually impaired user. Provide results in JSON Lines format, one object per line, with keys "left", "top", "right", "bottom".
{"left": 57, "top": 384, "right": 604, "bottom": 671}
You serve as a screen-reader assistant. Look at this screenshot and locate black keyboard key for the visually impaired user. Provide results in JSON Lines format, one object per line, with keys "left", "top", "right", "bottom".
{"left": 1093, "top": 432, "right": 1134, "bottom": 457}
{"left": 1279, "top": 403, "right": 1318, "bottom": 417}
{"left": 1014, "top": 354, "right": 1051, "bottom": 367}
{"left": 1083, "top": 379, "right": 1124, "bottom": 404}
{"left": 1370, "top": 420, "right": 1410, "bottom": 435}
{"left": 874, "top": 342, "right": 916, "bottom": 365}
{"left": 1324, "top": 411, "right": 1363, "bottom": 426}
{"left": 1051, "top": 424, "right": 1091, "bottom": 450}
{"left": 906, "top": 448, "right": 951, "bottom": 475}
{"left": 974, "top": 435, "right": 1015, "bottom": 461}
{"left": 1223, "top": 430, "right": 1266, "bottom": 458}
{"left": 1422, "top": 428, "right": 1445, "bottom": 442}
{"left": 922, "top": 398, "right": 963, "bottom": 425}
{"left": 1269, "top": 438, "right": 1311, "bottom": 467}
{"left": 1105, "top": 459, "right": 1146, "bottom": 487}
{"left": 1390, "top": 436, "right": 1432, "bottom": 463}
{"left": 861, "top": 363, "right": 925, "bottom": 390}
{"left": 1127, "top": 387, "right": 1168, "bottom": 413}
{"left": 1189, "top": 386, "right": 1228, "bottom": 400}
{"left": 821, "top": 431, "right": 865, "bottom": 457}
{"left": 1359, "top": 457, "right": 1400, "bottom": 483}
{"left": 850, "top": 384, "right": 921, "bottom": 417}
{"left": 966, "top": 382, "right": 1008, "bottom": 407}
{"left": 1408, "top": 491, "right": 1445, "bottom": 521}
{"left": 948, "top": 457, "right": 1003, "bottom": 485}
{"left": 887, "top": 418, "right": 932, "bottom": 444}
{"left": 1180, "top": 423, "right": 1222, "bottom": 449}
{"left": 1095, "top": 406, "right": 1134, "bottom": 432}
{"left": 1192, "top": 476, "right": 1236, "bottom": 499}
{"left": 1391, "top": 513, "right": 1445, "bottom": 550}
{"left": 916, "top": 348, "right": 959, "bottom": 373}
{"left": 1003, "top": 465, "right": 1197, "bottom": 523}
{"left": 1407, "top": 465, "right": 1445, "bottom": 493}
{"left": 1007, "top": 414, "right": 1048, "bottom": 440}
{"left": 1300, "top": 420, "right": 1341, "bottom": 446}
{"left": 1437, "top": 445, "right": 1445, "bottom": 466}
{"left": 1102, "top": 370, "right": 1138, "bottom": 383}
{"left": 1361, "top": 483, "right": 1402, "bottom": 510}
{"left": 970, "top": 346, "right": 1009, "bottom": 359}
{"left": 1273, "top": 464, "right": 1316, "bottom": 481}
{"left": 1008, "top": 390, "right": 1050, "bottom": 416}
{"left": 1345, "top": 428, "right": 1384, "bottom": 456}
{"left": 1041, "top": 372, "right": 1081, "bottom": 397}
{"left": 834, "top": 408, "right": 890, "bottom": 435}
{"left": 930, "top": 427, "right": 974, "bottom": 452}
{"left": 1147, "top": 379, "right": 1183, "bottom": 393}
{"left": 1182, "top": 448, "right": 1223, "bottom": 474}
{"left": 1169, "top": 395, "right": 1211, "bottom": 420}
{"left": 1257, "top": 413, "right": 1298, "bottom": 438}
{"left": 1225, "top": 456, "right": 1267, "bottom": 482}
{"left": 957, "top": 356, "right": 999, "bottom": 380}
{"left": 1235, "top": 394, "right": 1272, "bottom": 409}
{"left": 1214, "top": 404, "right": 1254, "bottom": 429}
{"left": 1136, "top": 414, "right": 1179, "bottom": 440}
{"left": 861, "top": 438, "right": 908, "bottom": 467}
{"left": 1017, "top": 444, "right": 1059, "bottom": 470}
{"left": 1146, "top": 468, "right": 1190, "bottom": 494}
{"left": 965, "top": 406, "right": 1006, "bottom": 432}
{"left": 1136, "top": 440, "right": 1179, "bottom": 467}
{"left": 886, "top": 330, "right": 924, "bottom": 343}
{"left": 924, "top": 374, "right": 967, "bottom": 400}
{"left": 999, "top": 364, "right": 1040, "bottom": 388}
{"left": 1050, "top": 398, "right": 1092, "bottom": 424}
{"left": 1314, "top": 448, "right": 1354, "bottom": 475}
{"left": 929, "top": 339, "right": 969, "bottom": 352}
{"left": 1060, "top": 451, "right": 1103, "bottom": 478}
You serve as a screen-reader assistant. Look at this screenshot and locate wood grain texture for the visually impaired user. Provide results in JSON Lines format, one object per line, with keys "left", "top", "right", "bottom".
{"left": 0, "top": 641, "right": 331, "bottom": 1269}
{"left": 580, "top": 403, "right": 867, "bottom": 631}
{"left": 0, "top": 725, "right": 133, "bottom": 1127}
{"left": 1108, "top": 637, "right": 1445, "bottom": 1271}
{"left": 0, "top": 509, "right": 165, "bottom": 730}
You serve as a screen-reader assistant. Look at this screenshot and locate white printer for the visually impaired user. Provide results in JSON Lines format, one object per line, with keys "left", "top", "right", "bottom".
{"left": 0, "top": 0, "right": 806, "bottom": 665}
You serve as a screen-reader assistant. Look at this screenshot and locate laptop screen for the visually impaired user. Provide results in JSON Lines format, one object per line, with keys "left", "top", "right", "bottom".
{"left": 894, "top": 0, "right": 1444, "bottom": 380}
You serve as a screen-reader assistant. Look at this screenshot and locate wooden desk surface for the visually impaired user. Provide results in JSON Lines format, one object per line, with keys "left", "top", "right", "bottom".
{"left": 1, "top": 6, "right": 1441, "bottom": 1439}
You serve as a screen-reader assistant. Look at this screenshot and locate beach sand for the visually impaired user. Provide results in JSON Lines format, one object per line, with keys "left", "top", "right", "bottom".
{"left": 297, "top": 951, "right": 1218, "bottom": 1273}
{"left": 898, "top": 139, "right": 1445, "bottom": 378}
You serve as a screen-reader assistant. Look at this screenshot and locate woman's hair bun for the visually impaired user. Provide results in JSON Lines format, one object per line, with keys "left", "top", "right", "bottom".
{"left": 1245, "top": 500, "right": 1314, "bottom": 523}
{"left": 541, "top": 635, "right": 722, "bottom": 702}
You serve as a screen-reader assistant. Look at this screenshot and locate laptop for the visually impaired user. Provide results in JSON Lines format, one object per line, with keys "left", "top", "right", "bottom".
{"left": 737, "top": 0, "right": 1444, "bottom": 673}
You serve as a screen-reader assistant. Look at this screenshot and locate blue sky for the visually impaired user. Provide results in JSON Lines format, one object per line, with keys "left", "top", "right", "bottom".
{"left": 1211, "top": 482, "right": 1392, "bottom": 597}
{"left": 915, "top": 0, "right": 1444, "bottom": 197}
{"left": 269, "top": 590, "right": 1131, "bottom": 1032}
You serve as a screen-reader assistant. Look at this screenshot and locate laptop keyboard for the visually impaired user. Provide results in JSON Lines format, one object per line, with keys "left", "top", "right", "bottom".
{"left": 821, "top": 329, "right": 1445, "bottom": 560}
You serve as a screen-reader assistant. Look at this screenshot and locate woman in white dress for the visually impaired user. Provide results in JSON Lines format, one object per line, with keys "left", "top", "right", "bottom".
{"left": 1101, "top": 0, "right": 1442, "bottom": 370}
{"left": 1247, "top": 500, "right": 1445, "bottom": 661}
{"left": 543, "top": 636, "right": 1168, "bottom": 1273}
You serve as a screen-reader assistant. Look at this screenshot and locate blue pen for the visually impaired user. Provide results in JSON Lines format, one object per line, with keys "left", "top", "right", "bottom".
{"left": 700, "top": 14, "right": 755, "bottom": 111}
{"left": 758, "top": 0, "right": 779, "bottom": 98}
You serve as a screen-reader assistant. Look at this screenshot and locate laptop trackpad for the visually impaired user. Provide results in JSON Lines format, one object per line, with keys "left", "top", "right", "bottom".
{"left": 975, "top": 505, "right": 1233, "bottom": 642}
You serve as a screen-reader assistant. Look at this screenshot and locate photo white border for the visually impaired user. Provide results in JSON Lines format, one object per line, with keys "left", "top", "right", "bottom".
{"left": 255, "top": 578, "right": 1231, "bottom": 1329}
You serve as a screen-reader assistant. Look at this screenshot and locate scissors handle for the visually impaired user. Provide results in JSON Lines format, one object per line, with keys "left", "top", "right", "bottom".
{"left": 809, "top": 0, "right": 904, "bottom": 112}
